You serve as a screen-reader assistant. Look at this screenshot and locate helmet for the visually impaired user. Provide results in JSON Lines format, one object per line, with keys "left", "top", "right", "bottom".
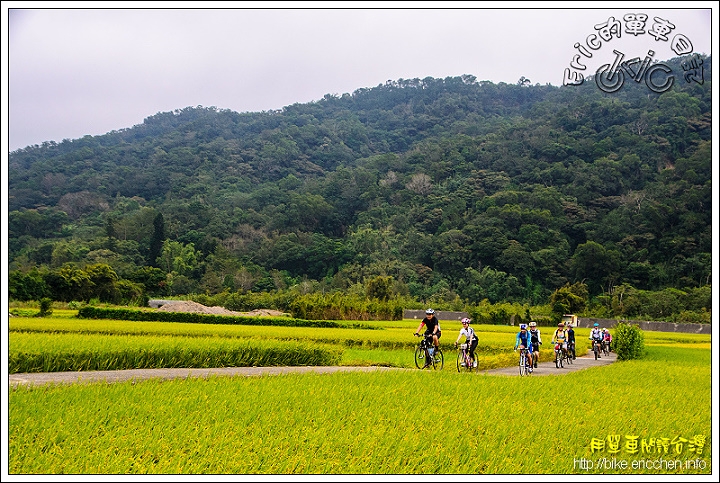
{"left": 602, "top": 328, "right": 607, "bottom": 332}
{"left": 558, "top": 322, "right": 564, "bottom": 327}
{"left": 461, "top": 317, "right": 471, "bottom": 325}
{"left": 593, "top": 323, "right": 599, "bottom": 327}
{"left": 519, "top": 324, "right": 527, "bottom": 330}
{"left": 529, "top": 321, "right": 537, "bottom": 327}
{"left": 425, "top": 308, "right": 435, "bottom": 315}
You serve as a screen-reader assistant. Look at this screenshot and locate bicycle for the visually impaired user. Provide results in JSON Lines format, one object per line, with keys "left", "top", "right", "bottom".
{"left": 456, "top": 343, "right": 477, "bottom": 372}
{"left": 531, "top": 344, "right": 541, "bottom": 369}
{"left": 565, "top": 341, "right": 575, "bottom": 365}
{"left": 414, "top": 333, "right": 444, "bottom": 370}
{"left": 563, "top": 344, "right": 573, "bottom": 365}
{"left": 592, "top": 339, "right": 602, "bottom": 360}
{"left": 554, "top": 343, "right": 564, "bottom": 368}
{"left": 517, "top": 347, "right": 532, "bottom": 376}
{"left": 602, "top": 340, "right": 610, "bottom": 356}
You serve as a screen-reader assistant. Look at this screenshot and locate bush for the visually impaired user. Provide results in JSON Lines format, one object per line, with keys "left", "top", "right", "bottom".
{"left": 37, "top": 298, "right": 54, "bottom": 317}
{"left": 613, "top": 322, "right": 646, "bottom": 360}
{"left": 75, "top": 306, "right": 379, "bottom": 329}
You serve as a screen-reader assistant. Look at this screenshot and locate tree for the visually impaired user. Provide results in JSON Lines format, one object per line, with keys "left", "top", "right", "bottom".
{"left": 128, "top": 266, "right": 167, "bottom": 296}
{"left": 457, "top": 266, "right": 522, "bottom": 304}
{"left": 549, "top": 282, "right": 588, "bottom": 318}
{"left": 406, "top": 173, "right": 433, "bottom": 196}
{"left": 9, "top": 208, "right": 69, "bottom": 239}
{"left": 366, "top": 275, "right": 394, "bottom": 301}
{"left": 157, "top": 240, "right": 200, "bottom": 276}
{"left": 84, "top": 263, "right": 120, "bottom": 302}
{"left": 44, "top": 265, "right": 93, "bottom": 302}
{"left": 570, "top": 241, "right": 621, "bottom": 295}
{"left": 9, "top": 269, "right": 50, "bottom": 301}
{"left": 148, "top": 212, "right": 165, "bottom": 267}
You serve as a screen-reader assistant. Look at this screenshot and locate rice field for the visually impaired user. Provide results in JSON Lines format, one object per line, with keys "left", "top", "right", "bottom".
{"left": 7, "top": 315, "right": 713, "bottom": 475}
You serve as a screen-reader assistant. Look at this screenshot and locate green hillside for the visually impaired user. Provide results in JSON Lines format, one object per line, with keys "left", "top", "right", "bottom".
{"left": 8, "top": 55, "right": 712, "bottom": 321}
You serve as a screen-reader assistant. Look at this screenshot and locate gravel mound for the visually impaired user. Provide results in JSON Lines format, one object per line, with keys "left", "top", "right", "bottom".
{"left": 156, "top": 300, "right": 289, "bottom": 317}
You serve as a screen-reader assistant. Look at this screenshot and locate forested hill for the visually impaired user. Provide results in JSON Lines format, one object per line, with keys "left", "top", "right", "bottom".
{"left": 8, "top": 55, "right": 712, "bottom": 306}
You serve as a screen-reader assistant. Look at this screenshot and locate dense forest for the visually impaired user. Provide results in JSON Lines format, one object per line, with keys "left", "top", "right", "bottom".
{"left": 8, "top": 55, "right": 712, "bottom": 321}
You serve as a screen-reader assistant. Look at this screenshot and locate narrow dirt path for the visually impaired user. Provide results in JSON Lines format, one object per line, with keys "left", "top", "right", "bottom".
{"left": 8, "top": 366, "right": 403, "bottom": 387}
{"left": 481, "top": 350, "right": 617, "bottom": 376}
{"left": 9, "top": 352, "right": 617, "bottom": 387}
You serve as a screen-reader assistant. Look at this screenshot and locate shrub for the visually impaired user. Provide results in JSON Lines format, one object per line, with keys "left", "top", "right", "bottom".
{"left": 613, "top": 322, "right": 646, "bottom": 360}
{"left": 75, "top": 306, "right": 378, "bottom": 329}
{"left": 37, "top": 298, "right": 54, "bottom": 317}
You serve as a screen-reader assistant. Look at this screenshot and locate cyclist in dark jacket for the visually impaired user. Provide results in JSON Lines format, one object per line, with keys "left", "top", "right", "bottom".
{"left": 565, "top": 322, "right": 576, "bottom": 359}
{"left": 528, "top": 321, "right": 542, "bottom": 368}
{"left": 414, "top": 308, "right": 441, "bottom": 354}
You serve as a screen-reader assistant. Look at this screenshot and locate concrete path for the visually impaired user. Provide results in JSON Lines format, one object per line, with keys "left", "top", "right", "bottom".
{"left": 9, "top": 352, "right": 617, "bottom": 387}
{"left": 8, "top": 366, "right": 402, "bottom": 387}
{"left": 481, "top": 350, "right": 617, "bottom": 376}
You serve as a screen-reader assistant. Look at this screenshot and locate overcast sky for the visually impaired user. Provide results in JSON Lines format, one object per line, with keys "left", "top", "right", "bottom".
{"left": 3, "top": 3, "right": 716, "bottom": 152}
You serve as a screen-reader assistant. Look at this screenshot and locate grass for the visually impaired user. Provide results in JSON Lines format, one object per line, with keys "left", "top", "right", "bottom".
{"left": 9, "top": 343, "right": 711, "bottom": 474}
{"left": 8, "top": 314, "right": 712, "bottom": 474}
{"left": 10, "top": 316, "right": 708, "bottom": 372}
{"left": 10, "top": 317, "right": 583, "bottom": 371}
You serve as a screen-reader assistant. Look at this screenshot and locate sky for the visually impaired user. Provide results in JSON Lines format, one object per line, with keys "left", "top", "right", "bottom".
{"left": 3, "top": 3, "right": 716, "bottom": 152}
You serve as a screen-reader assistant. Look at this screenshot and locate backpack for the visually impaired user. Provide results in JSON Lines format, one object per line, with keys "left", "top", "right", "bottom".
{"left": 529, "top": 329, "right": 539, "bottom": 344}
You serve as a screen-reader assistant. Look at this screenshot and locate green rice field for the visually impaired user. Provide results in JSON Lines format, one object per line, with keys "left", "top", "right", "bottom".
{"left": 8, "top": 314, "right": 712, "bottom": 475}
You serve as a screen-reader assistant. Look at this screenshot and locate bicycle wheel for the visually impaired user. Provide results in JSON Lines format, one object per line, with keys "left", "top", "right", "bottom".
{"left": 470, "top": 354, "right": 479, "bottom": 372}
{"left": 519, "top": 352, "right": 527, "bottom": 376}
{"left": 456, "top": 351, "right": 464, "bottom": 372}
{"left": 594, "top": 344, "right": 599, "bottom": 360}
{"left": 414, "top": 346, "right": 427, "bottom": 369}
{"left": 565, "top": 350, "right": 573, "bottom": 365}
{"left": 433, "top": 349, "right": 444, "bottom": 370}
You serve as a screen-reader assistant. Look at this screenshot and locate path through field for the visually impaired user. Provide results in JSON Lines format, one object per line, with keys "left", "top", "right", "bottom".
{"left": 481, "top": 350, "right": 617, "bottom": 376}
{"left": 8, "top": 366, "right": 403, "bottom": 387}
{"left": 9, "top": 351, "right": 616, "bottom": 387}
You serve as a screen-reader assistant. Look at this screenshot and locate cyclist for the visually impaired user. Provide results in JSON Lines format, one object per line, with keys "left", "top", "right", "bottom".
{"left": 589, "top": 323, "right": 603, "bottom": 357}
{"left": 551, "top": 322, "right": 568, "bottom": 360}
{"left": 565, "top": 322, "right": 576, "bottom": 359}
{"left": 602, "top": 328, "right": 612, "bottom": 352}
{"left": 513, "top": 324, "right": 533, "bottom": 373}
{"left": 454, "top": 317, "right": 479, "bottom": 367}
{"left": 414, "top": 308, "right": 441, "bottom": 356}
{"left": 528, "top": 321, "right": 542, "bottom": 368}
